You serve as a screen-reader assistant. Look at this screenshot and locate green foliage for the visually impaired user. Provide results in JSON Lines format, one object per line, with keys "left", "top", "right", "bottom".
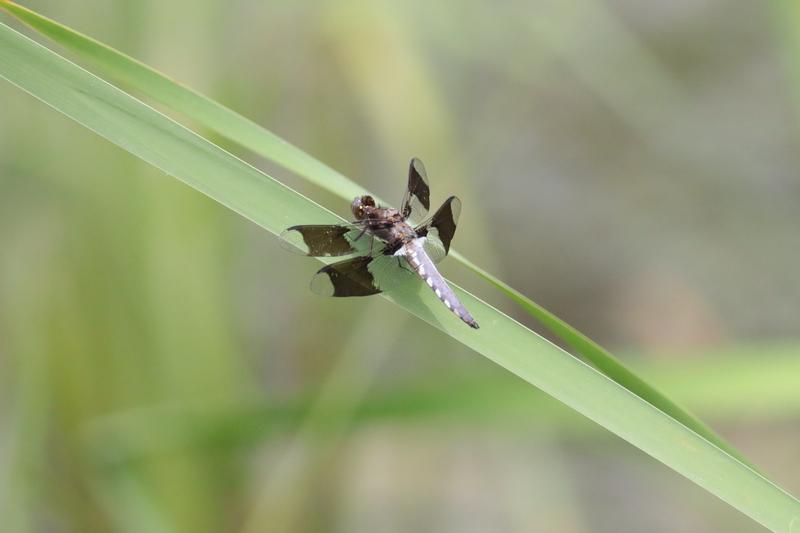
{"left": 0, "top": 0, "right": 747, "bottom": 464}
{"left": 1, "top": 4, "right": 799, "bottom": 532}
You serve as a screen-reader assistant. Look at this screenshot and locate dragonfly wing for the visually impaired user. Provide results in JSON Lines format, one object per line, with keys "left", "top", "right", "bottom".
{"left": 400, "top": 157, "right": 431, "bottom": 225}
{"left": 280, "top": 224, "right": 371, "bottom": 257}
{"left": 415, "top": 196, "right": 461, "bottom": 263}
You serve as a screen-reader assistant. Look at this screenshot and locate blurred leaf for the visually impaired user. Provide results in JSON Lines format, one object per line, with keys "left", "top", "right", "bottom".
{"left": 1, "top": 17, "right": 799, "bottom": 533}
{"left": 0, "top": 0, "right": 749, "bottom": 468}
{"left": 86, "top": 343, "right": 800, "bottom": 463}
{"left": 775, "top": 0, "right": 800, "bottom": 121}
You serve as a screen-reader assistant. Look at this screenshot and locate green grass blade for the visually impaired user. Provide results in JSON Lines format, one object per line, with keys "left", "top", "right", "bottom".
{"left": 1, "top": 21, "right": 799, "bottom": 532}
{"left": 82, "top": 344, "right": 800, "bottom": 462}
{"left": 0, "top": 0, "right": 365, "bottom": 201}
{"left": 450, "top": 252, "right": 752, "bottom": 464}
{"left": 0, "top": 0, "right": 744, "bottom": 465}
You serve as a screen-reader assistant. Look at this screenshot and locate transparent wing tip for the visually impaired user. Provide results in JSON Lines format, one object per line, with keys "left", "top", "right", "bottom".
{"left": 449, "top": 196, "right": 462, "bottom": 224}
{"left": 309, "top": 270, "right": 336, "bottom": 296}
{"left": 279, "top": 227, "right": 311, "bottom": 255}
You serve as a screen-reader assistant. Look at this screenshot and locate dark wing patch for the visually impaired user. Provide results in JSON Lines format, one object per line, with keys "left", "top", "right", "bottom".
{"left": 280, "top": 225, "right": 362, "bottom": 257}
{"left": 400, "top": 157, "right": 431, "bottom": 223}
{"left": 310, "top": 256, "right": 382, "bottom": 297}
{"left": 416, "top": 196, "right": 461, "bottom": 256}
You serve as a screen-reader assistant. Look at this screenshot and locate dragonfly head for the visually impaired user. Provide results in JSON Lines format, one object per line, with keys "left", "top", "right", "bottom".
{"left": 351, "top": 195, "right": 376, "bottom": 220}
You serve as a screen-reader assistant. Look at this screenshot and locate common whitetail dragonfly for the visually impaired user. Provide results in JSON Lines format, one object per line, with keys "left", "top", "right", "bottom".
{"left": 281, "top": 158, "right": 479, "bottom": 329}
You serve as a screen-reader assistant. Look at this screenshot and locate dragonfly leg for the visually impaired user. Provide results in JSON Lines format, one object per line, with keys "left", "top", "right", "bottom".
{"left": 396, "top": 257, "right": 413, "bottom": 273}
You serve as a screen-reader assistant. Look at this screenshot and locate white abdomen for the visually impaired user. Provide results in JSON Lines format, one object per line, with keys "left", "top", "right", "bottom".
{"left": 402, "top": 239, "right": 479, "bottom": 329}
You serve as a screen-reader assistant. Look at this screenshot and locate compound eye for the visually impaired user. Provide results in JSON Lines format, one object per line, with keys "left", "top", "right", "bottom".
{"left": 362, "top": 195, "right": 376, "bottom": 207}
{"left": 351, "top": 198, "right": 362, "bottom": 219}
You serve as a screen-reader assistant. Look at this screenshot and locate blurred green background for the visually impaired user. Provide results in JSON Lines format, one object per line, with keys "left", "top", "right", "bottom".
{"left": 1, "top": 1, "right": 799, "bottom": 531}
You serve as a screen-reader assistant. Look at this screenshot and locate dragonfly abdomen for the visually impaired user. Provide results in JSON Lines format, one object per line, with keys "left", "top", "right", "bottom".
{"left": 404, "top": 240, "right": 479, "bottom": 329}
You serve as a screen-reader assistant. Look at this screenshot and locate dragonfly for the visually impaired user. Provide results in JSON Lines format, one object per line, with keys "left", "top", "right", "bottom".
{"left": 280, "top": 158, "right": 479, "bottom": 329}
